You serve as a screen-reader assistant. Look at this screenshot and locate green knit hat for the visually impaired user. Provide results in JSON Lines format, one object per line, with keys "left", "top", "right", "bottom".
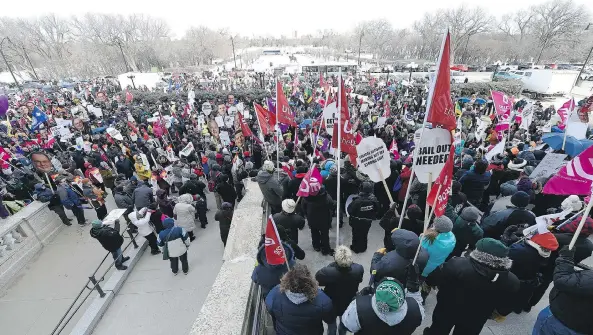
{"left": 91, "top": 219, "right": 103, "bottom": 228}
{"left": 374, "top": 280, "right": 405, "bottom": 313}
{"left": 476, "top": 238, "right": 509, "bottom": 258}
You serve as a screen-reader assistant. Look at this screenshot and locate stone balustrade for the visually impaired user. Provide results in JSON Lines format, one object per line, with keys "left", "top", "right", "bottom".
{"left": 0, "top": 201, "right": 64, "bottom": 292}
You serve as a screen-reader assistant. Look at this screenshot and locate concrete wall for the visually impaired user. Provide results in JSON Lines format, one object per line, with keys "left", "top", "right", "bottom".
{"left": 0, "top": 201, "right": 64, "bottom": 292}
{"left": 189, "top": 180, "right": 264, "bottom": 335}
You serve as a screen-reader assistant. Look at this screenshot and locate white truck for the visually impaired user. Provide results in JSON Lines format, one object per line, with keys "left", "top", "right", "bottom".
{"left": 520, "top": 70, "right": 579, "bottom": 98}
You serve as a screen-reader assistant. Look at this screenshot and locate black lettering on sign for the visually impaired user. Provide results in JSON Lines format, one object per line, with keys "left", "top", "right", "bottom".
{"left": 415, "top": 144, "right": 451, "bottom": 167}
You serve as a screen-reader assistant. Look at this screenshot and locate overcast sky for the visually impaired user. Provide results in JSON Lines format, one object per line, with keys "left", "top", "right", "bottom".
{"left": 3, "top": 0, "right": 593, "bottom": 38}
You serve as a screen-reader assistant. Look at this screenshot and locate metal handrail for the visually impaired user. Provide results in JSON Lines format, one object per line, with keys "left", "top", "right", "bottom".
{"left": 50, "top": 224, "right": 140, "bottom": 335}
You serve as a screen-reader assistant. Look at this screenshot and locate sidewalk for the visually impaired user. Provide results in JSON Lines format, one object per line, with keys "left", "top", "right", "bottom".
{"left": 0, "top": 196, "right": 120, "bottom": 335}
{"left": 91, "top": 192, "right": 225, "bottom": 335}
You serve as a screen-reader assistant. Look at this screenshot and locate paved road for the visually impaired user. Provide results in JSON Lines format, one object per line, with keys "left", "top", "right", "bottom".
{"left": 91, "top": 191, "right": 224, "bottom": 335}
{"left": 298, "top": 216, "right": 593, "bottom": 335}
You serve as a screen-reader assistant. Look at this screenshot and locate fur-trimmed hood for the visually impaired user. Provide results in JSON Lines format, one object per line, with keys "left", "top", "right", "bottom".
{"left": 469, "top": 249, "right": 513, "bottom": 282}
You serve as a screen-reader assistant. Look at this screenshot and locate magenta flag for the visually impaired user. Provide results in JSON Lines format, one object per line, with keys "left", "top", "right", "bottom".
{"left": 543, "top": 145, "right": 593, "bottom": 195}
{"left": 556, "top": 98, "right": 575, "bottom": 130}
{"left": 297, "top": 166, "right": 323, "bottom": 197}
{"left": 492, "top": 90, "right": 513, "bottom": 132}
{"left": 389, "top": 139, "right": 400, "bottom": 160}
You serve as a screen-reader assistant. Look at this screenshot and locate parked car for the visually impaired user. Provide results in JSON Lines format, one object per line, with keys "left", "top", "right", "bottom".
{"left": 493, "top": 71, "right": 522, "bottom": 81}
{"left": 451, "top": 64, "right": 469, "bottom": 72}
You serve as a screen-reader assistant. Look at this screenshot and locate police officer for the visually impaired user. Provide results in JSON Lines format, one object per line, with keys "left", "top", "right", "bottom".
{"left": 347, "top": 181, "right": 380, "bottom": 253}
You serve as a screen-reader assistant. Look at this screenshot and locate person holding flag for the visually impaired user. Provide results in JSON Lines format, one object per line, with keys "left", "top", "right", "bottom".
{"left": 301, "top": 177, "right": 335, "bottom": 256}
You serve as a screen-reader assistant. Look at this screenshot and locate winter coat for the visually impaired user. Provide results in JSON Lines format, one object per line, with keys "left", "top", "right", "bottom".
{"left": 421, "top": 232, "right": 456, "bottom": 277}
{"left": 459, "top": 170, "right": 491, "bottom": 205}
{"left": 347, "top": 193, "right": 380, "bottom": 224}
{"left": 315, "top": 262, "right": 364, "bottom": 315}
{"left": 251, "top": 242, "right": 295, "bottom": 297}
{"left": 301, "top": 188, "right": 334, "bottom": 229}
{"left": 323, "top": 174, "right": 342, "bottom": 201}
{"left": 508, "top": 241, "right": 549, "bottom": 281}
{"left": 156, "top": 189, "right": 175, "bottom": 217}
{"left": 425, "top": 253, "right": 519, "bottom": 334}
{"left": 549, "top": 249, "right": 593, "bottom": 334}
{"left": 397, "top": 167, "right": 412, "bottom": 202}
{"left": 90, "top": 223, "right": 124, "bottom": 252}
{"left": 115, "top": 158, "right": 134, "bottom": 178}
{"left": 371, "top": 229, "right": 428, "bottom": 285}
{"left": 265, "top": 286, "right": 334, "bottom": 335}
{"left": 157, "top": 218, "right": 190, "bottom": 258}
{"left": 256, "top": 170, "right": 284, "bottom": 206}
{"left": 173, "top": 194, "right": 196, "bottom": 232}
{"left": 215, "top": 181, "right": 237, "bottom": 204}
{"left": 134, "top": 162, "right": 151, "bottom": 180}
{"left": 481, "top": 207, "right": 535, "bottom": 239}
{"left": 132, "top": 184, "right": 154, "bottom": 210}
{"left": 451, "top": 216, "right": 483, "bottom": 257}
{"left": 179, "top": 180, "right": 206, "bottom": 197}
{"left": 128, "top": 212, "right": 152, "bottom": 237}
{"left": 273, "top": 212, "right": 305, "bottom": 244}
{"left": 114, "top": 191, "right": 133, "bottom": 209}
{"left": 488, "top": 196, "right": 513, "bottom": 214}
{"left": 57, "top": 185, "right": 81, "bottom": 209}
{"left": 214, "top": 207, "right": 234, "bottom": 232}
{"left": 283, "top": 172, "right": 306, "bottom": 200}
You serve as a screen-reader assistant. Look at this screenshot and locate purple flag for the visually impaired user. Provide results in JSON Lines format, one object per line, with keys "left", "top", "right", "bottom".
{"left": 267, "top": 98, "right": 276, "bottom": 114}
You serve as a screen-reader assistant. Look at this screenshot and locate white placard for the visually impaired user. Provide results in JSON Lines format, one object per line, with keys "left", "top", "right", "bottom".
{"left": 323, "top": 102, "right": 337, "bottom": 135}
{"left": 101, "top": 208, "right": 128, "bottom": 227}
{"left": 414, "top": 128, "right": 453, "bottom": 183}
{"left": 228, "top": 106, "right": 237, "bottom": 115}
{"left": 87, "top": 105, "right": 103, "bottom": 118}
{"left": 75, "top": 136, "right": 84, "bottom": 149}
{"left": 180, "top": 142, "right": 194, "bottom": 157}
{"left": 485, "top": 140, "right": 506, "bottom": 162}
{"left": 360, "top": 103, "right": 369, "bottom": 113}
{"left": 106, "top": 127, "right": 124, "bottom": 141}
{"left": 219, "top": 131, "right": 231, "bottom": 146}
{"left": 355, "top": 136, "right": 391, "bottom": 182}
{"left": 236, "top": 102, "right": 244, "bottom": 112}
{"left": 375, "top": 117, "right": 387, "bottom": 128}
{"left": 215, "top": 116, "right": 225, "bottom": 128}
{"left": 202, "top": 102, "right": 212, "bottom": 115}
{"left": 224, "top": 115, "right": 234, "bottom": 128}
{"left": 529, "top": 153, "right": 567, "bottom": 180}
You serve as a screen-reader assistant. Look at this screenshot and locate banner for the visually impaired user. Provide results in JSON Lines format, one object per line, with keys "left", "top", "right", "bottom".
{"left": 426, "top": 144, "right": 455, "bottom": 217}
{"left": 426, "top": 30, "right": 456, "bottom": 131}
{"left": 296, "top": 166, "right": 323, "bottom": 197}
{"left": 543, "top": 145, "right": 593, "bottom": 195}
{"left": 355, "top": 136, "right": 391, "bottom": 183}
{"left": 238, "top": 112, "right": 254, "bottom": 138}
{"left": 219, "top": 131, "right": 231, "bottom": 146}
{"left": 557, "top": 98, "right": 575, "bottom": 130}
{"left": 414, "top": 128, "right": 452, "bottom": 183}
{"left": 180, "top": 142, "right": 194, "bottom": 157}
{"left": 264, "top": 215, "right": 286, "bottom": 265}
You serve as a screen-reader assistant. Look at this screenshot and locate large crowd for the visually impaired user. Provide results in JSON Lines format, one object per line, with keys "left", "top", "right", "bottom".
{"left": 0, "top": 67, "right": 591, "bottom": 335}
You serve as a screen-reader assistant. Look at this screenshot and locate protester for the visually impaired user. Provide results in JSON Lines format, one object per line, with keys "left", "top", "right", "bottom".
{"left": 158, "top": 217, "right": 191, "bottom": 275}
{"left": 347, "top": 181, "right": 380, "bottom": 253}
{"left": 214, "top": 202, "right": 234, "bottom": 246}
{"left": 173, "top": 194, "right": 197, "bottom": 241}
{"left": 128, "top": 207, "right": 160, "bottom": 255}
{"left": 257, "top": 160, "right": 285, "bottom": 214}
{"left": 301, "top": 179, "right": 335, "bottom": 255}
{"left": 273, "top": 199, "right": 305, "bottom": 244}
{"left": 90, "top": 219, "right": 129, "bottom": 270}
{"left": 252, "top": 237, "right": 295, "bottom": 297}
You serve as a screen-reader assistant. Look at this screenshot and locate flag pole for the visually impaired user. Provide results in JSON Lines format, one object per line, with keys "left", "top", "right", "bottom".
{"left": 253, "top": 102, "right": 271, "bottom": 161}
{"left": 378, "top": 168, "right": 396, "bottom": 214}
{"left": 336, "top": 71, "right": 342, "bottom": 247}
{"left": 569, "top": 189, "right": 593, "bottom": 250}
{"left": 561, "top": 99, "right": 574, "bottom": 151}
{"left": 276, "top": 80, "right": 280, "bottom": 181}
{"left": 271, "top": 215, "right": 291, "bottom": 269}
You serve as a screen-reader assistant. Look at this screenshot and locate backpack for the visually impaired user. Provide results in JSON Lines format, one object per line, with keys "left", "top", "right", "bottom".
{"left": 208, "top": 172, "right": 221, "bottom": 192}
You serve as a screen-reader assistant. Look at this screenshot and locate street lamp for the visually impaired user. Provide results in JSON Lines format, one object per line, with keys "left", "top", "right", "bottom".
{"left": 127, "top": 74, "right": 136, "bottom": 89}
{"left": 576, "top": 23, "right": 592, "bottom": 86}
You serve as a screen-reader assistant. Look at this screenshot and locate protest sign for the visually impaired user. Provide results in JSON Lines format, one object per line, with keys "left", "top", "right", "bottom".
{"left": 202, "top": 102, "right": 212, "bottom": 115}
{"left": 224, "top": 115, "right": 234, "bottom": 128}
{"left": 413, "top": 128, "right": 452, "bottom": 183}
{"left": 228, "top": 106, "right": 237, "bottom": 115}
{"left": 360, "top": 103, "right": 369, "bottom": 113}
{"left": 322, "top": 102, "right": 337, "bottom": 135}
{"left": 165, "top": 148, "right": 178, "bottom": 162}
{"left": 236, "top": 102, "right": 244, "bottom": 112}
{"left": 87, "top": 105, "right": 103, "bottom": 118}
{"left": 215, "top": 116, "right": 225, "bottom": 128}
{"left": 530, "top": 153, "right": 567, "bottom": 180}
{"left": 180, "top": 142, "right": 194, "bottom": 157}
{"left": 101, "top": 209, "right": 128, "bottom": 227}
{"left": 375, "top": 117, "right": 387, "bottom": 128}
{"left": 220, "top": 131, "right": 231, "bottom": 146}
{"left": 356, "top": 136, "right": 390, "bottom": 183}
{"left": 75, "top": 136, "right": 84, "bottom": 149}
{"left": 106, "top": 127, "right": 124, "bottom": 141}
{"left": 197, "top": 115, "right": 205, "bottom": 124}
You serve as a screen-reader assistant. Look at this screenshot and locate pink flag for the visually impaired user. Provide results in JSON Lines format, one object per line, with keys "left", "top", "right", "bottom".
{"left": 0, "top": 147, "right": 11, "bottom": 169}
{"left": 384, "top": 101, "right": 391, "bottom": 117}
{"left": 297, "top": 166, "right": 323, "bottom": 197}
{"left": 543, "top": 145, "right": 593, "bottom": 195}
{"left": 557, "top": 98, "right": 575, "bottom": 130}
{"left": 389, "top": 139, "right": 400, "bottom": 160}
{"left": 492, "top": 90, "right": 513, "bottom": 132}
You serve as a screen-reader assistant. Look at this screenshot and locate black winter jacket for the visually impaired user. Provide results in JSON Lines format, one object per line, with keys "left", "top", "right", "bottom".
{"left": 90, "top": 222, "right": 123, "bottom": 252}
{"left": 273, "top": 212, "right": 305, "bottom": 244}
{"left": 315, "top": 262, "right": 364, "bottom": 315}
{"left": 302, "top": 188, "right": 334, "bottom": 229}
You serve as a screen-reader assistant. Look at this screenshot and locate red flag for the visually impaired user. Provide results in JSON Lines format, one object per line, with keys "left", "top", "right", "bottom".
{"left": 331, "top": 78, "right": 357, "bottom": 155}
{"left": 264, "top": 215, "right": 287, "bottom": 265}
{"left": 384, "top": 101, "right": 391, "bottom": 117}
{"left": 543, "top": 145, "right": 593, "bottom": 195}
{"left": 297, "top": 166, "right": 323, "bottom": 197}
{"left": 238, "top": 112, "right": 254, "bottom": 138}
{"left": 426, "top": 142, "right": 455, "bottom": 217}
{"left": 426, "top": 30, "right": 456, "bottom": 131}
{"left": 389, "top": 139, "right": 400, "bottom": 160}
{"left": 276, "top": 81, "right": 296, "bottom": 126}
{"left": 254, "top": 103, "right": 274, "bottom": 136}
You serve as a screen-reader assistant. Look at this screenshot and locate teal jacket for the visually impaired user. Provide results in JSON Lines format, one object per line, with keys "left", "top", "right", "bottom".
{"left": 421, "top": 232, "right": 456, "bottom": 277}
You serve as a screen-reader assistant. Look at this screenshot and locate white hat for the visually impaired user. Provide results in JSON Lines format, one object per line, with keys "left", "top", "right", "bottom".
{"left": 263, "top": 160, "right": 275, "bottom": 172}
{"left": 282, "top": 199, "right": 296, "bottom": 213}
{"left": 561, "top": 195, "right": 583, "bottom": 212}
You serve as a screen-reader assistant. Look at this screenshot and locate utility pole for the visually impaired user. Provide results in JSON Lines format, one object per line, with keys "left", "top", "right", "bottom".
{"left": 22, "top": 46, "right": 38, "bottom": 80}
{"left": 116, "top": 40, "right": 131, "bottom": 72}
{"left": 0, "top": 37, "right": 22, "bottom": 91}
{"left": 357, "top": 31, "right": 364, "bottom": 67}
{"left": 574, "top": 23, "right": 592, "bottom": 88}
{"left": 230, "top": 36, "right": 237, "bottom": 70}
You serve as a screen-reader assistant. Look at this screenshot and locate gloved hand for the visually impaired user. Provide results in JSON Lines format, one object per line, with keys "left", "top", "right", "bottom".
{"left": 406, "top": 264, "right": 421, "bottom": 293}
{"left": 559, "top": 245, "right": 575, "bottom": 259}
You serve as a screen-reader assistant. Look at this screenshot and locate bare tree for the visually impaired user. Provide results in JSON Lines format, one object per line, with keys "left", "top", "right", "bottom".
{"left": 443, "top": 6, "right": 492, "bottom": 63}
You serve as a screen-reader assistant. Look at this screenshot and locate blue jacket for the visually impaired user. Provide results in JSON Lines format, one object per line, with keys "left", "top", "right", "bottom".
{"left": 459, "top": 170, "right": 491, "bottom": 205}
{"left": 421, "top": 232, "right": 456, "bottom": 277}
{"left": 57, "top": 185, "right": 81, "bottom": 209}
{"left": 251, "top": 242, "right": 295, "bottom": 297}
{"left": 265, "top": 285, "right": 334, "bottom": 335}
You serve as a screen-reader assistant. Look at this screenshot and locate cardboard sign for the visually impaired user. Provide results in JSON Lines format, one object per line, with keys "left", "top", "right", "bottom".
{"left": 224, "top": 115, "right": 234, "bottom": 128}
{"left": 215, "top": 116, "right": 225, "bottom": 128}
{"left": 75, "top": 136, "right": 84, "bottom": 149}
{"left": 414, "top": 128, "right": 452, "bottom": 183}
{"left": 106, "top": 127, "right": 124, "bottom": 141}
{"left": 102, "top": 208, "right": 128, "bottom": 227}
{"left": 219, "top": 131, "right": 231, "bottom": 146}
{"left": 88, "top": 105, "right": 103, "bottom": 118}
{"left": 180, "top": 142, "right": 194, "bottom": 157}
{"left": 360, "top": 103, "right": 369, "bottom": 113}
{"left": 356, "top": 136, "right": 391, "bottom": 182}
{"left": 323, "top": 102, "right": 337, "bottom": 135}
{"left": 530, "top": 153, "right": 567, "bottom": 180}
